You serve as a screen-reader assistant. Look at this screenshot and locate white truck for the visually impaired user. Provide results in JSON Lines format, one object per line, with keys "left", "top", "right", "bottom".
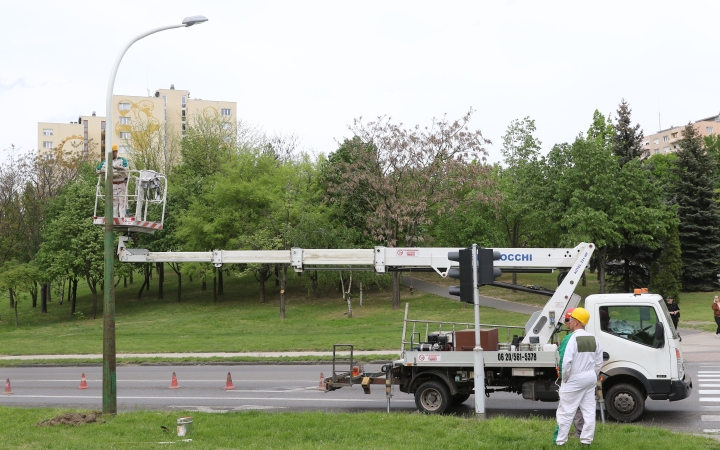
{"left": 321, "top": 243, "right": 692, "bottom": 422}
{"left": 116, "top": 239, "right": 692, "bottom": 422}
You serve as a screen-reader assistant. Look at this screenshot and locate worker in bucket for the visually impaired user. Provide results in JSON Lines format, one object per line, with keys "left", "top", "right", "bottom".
{"left": 556, "top": 308, "right": 585, "bottom": 440}
{"left": 96, "top": 144, "right": 129, "bottom": 218}
{"left": 553, "top": 307, "right": 603, "bottom": 446}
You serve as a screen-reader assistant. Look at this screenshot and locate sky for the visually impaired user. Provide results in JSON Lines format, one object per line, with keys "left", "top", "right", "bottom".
{"left": 2, "top": 0, "right": 719, "bottom": 166}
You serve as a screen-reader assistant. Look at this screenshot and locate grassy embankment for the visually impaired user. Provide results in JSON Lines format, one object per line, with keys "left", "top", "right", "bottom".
{"left": 0, "top": 266, "right": 717, "bottom": 365}
{"left": 0, "top": 406, "right": 717, "bottom": 450}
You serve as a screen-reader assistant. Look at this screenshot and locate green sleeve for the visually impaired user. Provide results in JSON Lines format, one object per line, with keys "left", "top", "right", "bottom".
{"left": 558, "top": 333, "right": 571, "bottom": 377}
{"left": 96, "top": 160, "right": 105, "bottom": 170}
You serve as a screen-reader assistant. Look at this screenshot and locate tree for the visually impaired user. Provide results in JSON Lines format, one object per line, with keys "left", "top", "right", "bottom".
{"left": 671, "top": 123, "right": 720, "bottom": 291}
{"left": 649, "top": 221, "right": 682, "bottom": 301}
{"left": 36, "top": 164, "right": 104, "bottom": 318}
{"left": 326, "top": 109, "right": 495, "bottom": 309}
{"left": 611, "top": 99, "right": 644, "bottom": 167}
{"left": 0, "top": 261, "right": 40, "bottom": 326}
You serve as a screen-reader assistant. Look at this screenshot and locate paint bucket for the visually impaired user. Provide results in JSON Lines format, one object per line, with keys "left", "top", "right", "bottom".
{"left": 177, "top": 417, "right": 193, "bottom": 437}
{"left": 498, "top": 343, "right": 511, "bottom": 351}
{"left": 519, "top": 343, "right": 531, "bottom": 352}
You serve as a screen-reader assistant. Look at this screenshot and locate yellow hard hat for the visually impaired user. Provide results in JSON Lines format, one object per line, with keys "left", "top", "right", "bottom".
{"left": 571, "top": 307, "right": 590, "bottom": 325}
{"left": 112, "top": 144, "right": 118, "bottom": 151}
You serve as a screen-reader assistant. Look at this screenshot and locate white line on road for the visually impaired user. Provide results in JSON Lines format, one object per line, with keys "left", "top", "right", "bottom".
{"left": 702, "top": 406, "right": 720, "bottom": 411}
{"left": 703, "top": 429, "right": 720, "bottom": 433}
{"left": 700, "top": 385, "right": 720, "bottom": 388}
{"left": 701, "top": 415, "right": 720, "bottom": 421}
{"left": 700, "top": 398, "right": 720, "bottom": 402}
{"left": 699, "top": 371, "right": 720, "bottom": 374}
{"left": 699, "top": 390, "right": 720, "bottom": 395}
{"left": 0, "top": 394, "right": 415, "bottom": 403}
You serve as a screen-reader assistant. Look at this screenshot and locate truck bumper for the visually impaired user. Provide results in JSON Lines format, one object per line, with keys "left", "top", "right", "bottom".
{"left": 668, "top": 375, "right": 692, "bottom": 402}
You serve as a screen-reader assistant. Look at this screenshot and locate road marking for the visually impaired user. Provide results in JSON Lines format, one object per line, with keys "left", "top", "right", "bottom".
{"left": 700, "top": 398, "right": 720, "bottom": 402}
{"left": 699, "top": 371, "right": 720, "bottom": 374}
{"left": 701, "top": 385, "right": 720, "bottom": 388}
{"left": 701, "top": 415, "right": 720, "bottom": 421}
{"left": 0, "top": 394, "right": 414, "bottom": 403}
{"left": 703, "top": 429, "right": 720, "bottom": 433}
{"left": 701, "top": 406, "right": 720, "bottom": 411}
{"left": 698, "top": 378, "right": 720, "bottom": 381}
{"left": 699, "top": 390, "right": 720, "bottom": 395}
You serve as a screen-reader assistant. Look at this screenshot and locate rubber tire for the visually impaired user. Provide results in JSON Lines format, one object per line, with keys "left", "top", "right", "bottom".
{"left": 605, "top": 383, "right": 644, "bottom": 422}
{"left": 415, "top": 381, "right": 451, "bottom": 414}
{"left": 452, "top": 393, "right": 471, "bottom": 405}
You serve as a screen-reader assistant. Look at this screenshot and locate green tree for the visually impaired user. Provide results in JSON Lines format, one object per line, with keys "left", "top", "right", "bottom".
{"left": 671, "top": 123, "right": 720, "bottom": 291}
{"left": 611, "top": 99, "right": 644, "bottom": 167}
{"left": 0, "top": 261, "right": 40, "bottom": 326}
{"left": 326, "top": 110, "right": 496, "bottom": 309}
{"left": 649, "top": 221, "right": 682, "bottom": 301}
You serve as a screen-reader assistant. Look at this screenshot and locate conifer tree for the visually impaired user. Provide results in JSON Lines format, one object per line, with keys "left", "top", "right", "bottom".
{"left": 672, "top": 123, "right": 720, "bottom": 291}
{"left": 649, "top": 221, "right": 682, "bottom": 301}
{"left": 612, "top": 99, "right": 644, "bottom": 167}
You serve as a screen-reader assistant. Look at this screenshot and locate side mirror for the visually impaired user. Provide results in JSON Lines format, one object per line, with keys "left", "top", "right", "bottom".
{"left": 602, "top": 352, "right": 609, "bottom": 361}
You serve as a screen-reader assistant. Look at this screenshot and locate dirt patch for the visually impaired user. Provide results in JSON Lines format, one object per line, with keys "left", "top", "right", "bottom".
{"left": 37, "top": 411, "right": 102, "bottom": 426}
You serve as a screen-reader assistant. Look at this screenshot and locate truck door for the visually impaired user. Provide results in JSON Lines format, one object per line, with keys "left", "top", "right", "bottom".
{"left": 597, "top": 304, "right": 669, "bottom": 382}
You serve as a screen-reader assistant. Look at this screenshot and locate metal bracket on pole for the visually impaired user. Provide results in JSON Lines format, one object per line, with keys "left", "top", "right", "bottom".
{"left": 374, "top": 247, "right": 386, "bottom": 273}
{"left": 291, "top": 248, "right": 303, "bottom": 272}
{"left": 212, "top": 250, "right": 222, "bottom": 267}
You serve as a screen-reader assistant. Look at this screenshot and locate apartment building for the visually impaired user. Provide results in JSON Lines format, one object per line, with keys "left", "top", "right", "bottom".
{"left": 38, "top": 85, "right": 237, "bottom": 161}
{"left": 641, "top": 114, "right": 719, "bottom": 158}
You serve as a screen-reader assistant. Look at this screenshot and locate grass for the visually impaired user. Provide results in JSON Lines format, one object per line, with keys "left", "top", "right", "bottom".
{"left": 0, "top": 406, "right": 717, "bottom": 450}
{"left": 2, "top": 265, "right": 718, "bottom": 358}
{"left": 0, "top": 268, "right": 528, "bottom": 356}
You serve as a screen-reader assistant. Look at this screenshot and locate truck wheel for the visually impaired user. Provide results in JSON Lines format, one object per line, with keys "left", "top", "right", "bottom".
{"left": 452, "top": 393, "right": 471, "bottom": 405}
{"left": 415, "top": 381, "right": 450, "bottom": 414}
{"left": 605, "top": 383, "right": 644, "bottom": 422}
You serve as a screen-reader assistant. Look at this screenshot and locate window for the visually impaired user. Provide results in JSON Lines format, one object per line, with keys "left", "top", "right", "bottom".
{"left": 642, "top": 141, "right": 649, "bottom": 146}
{"left": 44, "top": 153, "right": 53, "bottom": 161}
{"left": 707, "top": 126, "right": 714, "bottom": 134}
{"left": 42, "top": 141, "right": 53, "bottom": 149}
{"left": 599, "top": 305, "right": 664, "bottom": 348}
{"left": 654, "top": 149, "right": 659, "bottom": 154}
{"left": 643, "top": 151, "right": 650, "bottom": 158}
{"left": 671, "top": 132, "right": 678, "bottom": 139}
{"left": 221, "top": 108, "right": 231, "bottom": 116}
{"left": 119, "top": 102, "right": 131, "bottom": 111}
{"left": 119, "top": 117, "right": 130, "bottom": 125}
{"left": 119, "top": 132, "right": 130, "bottom": 139}
{"left": 663, "top": 146, "right": 670, "bottom": 152}
{"left": 222, "top": 122, "right": 232, "bottom": 130}
{"left": 663, "top": 135, "right": 669, "bottom": 142}
{"left": 119, "top": 145, "right": 131, "bottom": 154}
{"left": 653, "top": 138, "right": 659, "bottom": 145}
{"left": 42, "top": 128, "right": 53, "bottom": 136}
{"left": 181, "top": 95, "right": 186, "bottom": 107}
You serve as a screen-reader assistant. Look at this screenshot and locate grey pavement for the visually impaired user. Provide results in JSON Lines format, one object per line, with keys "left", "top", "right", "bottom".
{"left": 402, "top": 275, "right": 542, "bottom": 315}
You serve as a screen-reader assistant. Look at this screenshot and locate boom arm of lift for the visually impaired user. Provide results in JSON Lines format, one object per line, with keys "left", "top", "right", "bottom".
{"left": 117, "top": 237, "right": 593, "bottom": 344}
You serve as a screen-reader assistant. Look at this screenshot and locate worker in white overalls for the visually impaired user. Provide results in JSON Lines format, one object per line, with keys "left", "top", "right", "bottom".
{"left": 96, "top": 144, "right": 129, "bottom": 219}
{"left": 554, "top": 307, "right": 603, "bottom": 446}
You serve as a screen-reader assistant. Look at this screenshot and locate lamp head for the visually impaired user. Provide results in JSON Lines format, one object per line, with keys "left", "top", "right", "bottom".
{"left": 182, "top": 15, "right": 208, "bottom": 27}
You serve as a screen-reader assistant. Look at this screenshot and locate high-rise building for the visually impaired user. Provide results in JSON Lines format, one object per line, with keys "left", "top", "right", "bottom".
{"left": 37, "top": 85, "right": 236, "bottom": 162}
{"left": 641, "top": 114, "right": 719, "bottom": 158}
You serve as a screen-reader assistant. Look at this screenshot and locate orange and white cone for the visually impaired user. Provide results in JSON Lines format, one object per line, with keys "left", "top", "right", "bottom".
{"left": 169, "top": 372, "right": 180, "bottom": 389}
{"left": 318, "top": 372, "right": 327, "bottom": 391}
{"left": 224, "top": 372, "right": 235, "bottom": 390}
{"left": 79, "top": 373, "right": 88, "bottom": 389}
{"left": 3, "top": 378, "right": 12, "bottom": 395}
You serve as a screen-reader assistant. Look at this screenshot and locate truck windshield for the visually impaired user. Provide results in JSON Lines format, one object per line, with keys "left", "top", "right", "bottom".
{"left": 658, "top": 299, "right": 679, "bottom": 340}
{"left": 599, "top": 304, "right": 667, "bottom": 348}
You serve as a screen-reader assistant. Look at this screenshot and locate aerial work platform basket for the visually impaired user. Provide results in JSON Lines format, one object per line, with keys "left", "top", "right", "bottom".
{"left": 93, "top": 169, "right": 167, "bottom": 234}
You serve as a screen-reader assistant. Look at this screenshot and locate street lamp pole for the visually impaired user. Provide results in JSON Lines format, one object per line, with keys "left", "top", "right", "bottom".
{"left": 102, "top": 15, "right": 208, "bottom": 414}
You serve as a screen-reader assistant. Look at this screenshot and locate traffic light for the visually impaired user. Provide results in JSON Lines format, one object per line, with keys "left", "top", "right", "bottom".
{"left": 478, "top": 248, "right": 502, "bottom": 285}
{"left": 448, "top": 248, "right": 474, "bottom": 303}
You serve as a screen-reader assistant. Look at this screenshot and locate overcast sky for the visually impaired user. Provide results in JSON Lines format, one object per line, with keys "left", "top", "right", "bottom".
{"left": 2, "top": 0, "right": 718, "bottom": 166}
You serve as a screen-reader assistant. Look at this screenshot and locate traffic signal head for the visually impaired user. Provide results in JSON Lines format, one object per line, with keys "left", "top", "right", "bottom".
{"left": 478, "top": 248, "right": 502, "bottom": 286}
{"left": 448, "top": 248, "right": 474, "bottom": 303}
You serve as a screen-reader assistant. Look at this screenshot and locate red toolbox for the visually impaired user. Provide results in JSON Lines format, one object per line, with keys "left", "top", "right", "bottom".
{"left": 454, "top": 328, "right": 499, "bottom": 351}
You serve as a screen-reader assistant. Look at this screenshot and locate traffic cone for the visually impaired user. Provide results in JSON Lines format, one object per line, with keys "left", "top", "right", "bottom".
{"left": 79, "top": 373, "right": 88, "bottom": 389}
{"left": 224, "top": 372, "right": 235, "bottom": 390}
{"left": 3, "top": 379, "right": 12, "bottom": 394}
{"left": 169, "top": 372, "right": 180, "bottom": 389}
{"left": 318, "top": 372, "right": 326, "bottom": 391}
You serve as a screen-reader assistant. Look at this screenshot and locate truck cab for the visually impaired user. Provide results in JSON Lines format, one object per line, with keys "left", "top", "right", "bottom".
{"left": 585, "top": 292, "right": 692, "bottom": 422}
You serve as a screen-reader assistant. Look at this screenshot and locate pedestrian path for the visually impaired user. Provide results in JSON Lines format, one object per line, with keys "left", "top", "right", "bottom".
{"left": 697, "top": 363, "right": 720, "bottom": 435}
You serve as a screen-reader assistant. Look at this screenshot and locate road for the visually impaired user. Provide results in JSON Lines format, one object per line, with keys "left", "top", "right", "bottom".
{"left": 0, "top": 362, "right": 714, "bottom": 439}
